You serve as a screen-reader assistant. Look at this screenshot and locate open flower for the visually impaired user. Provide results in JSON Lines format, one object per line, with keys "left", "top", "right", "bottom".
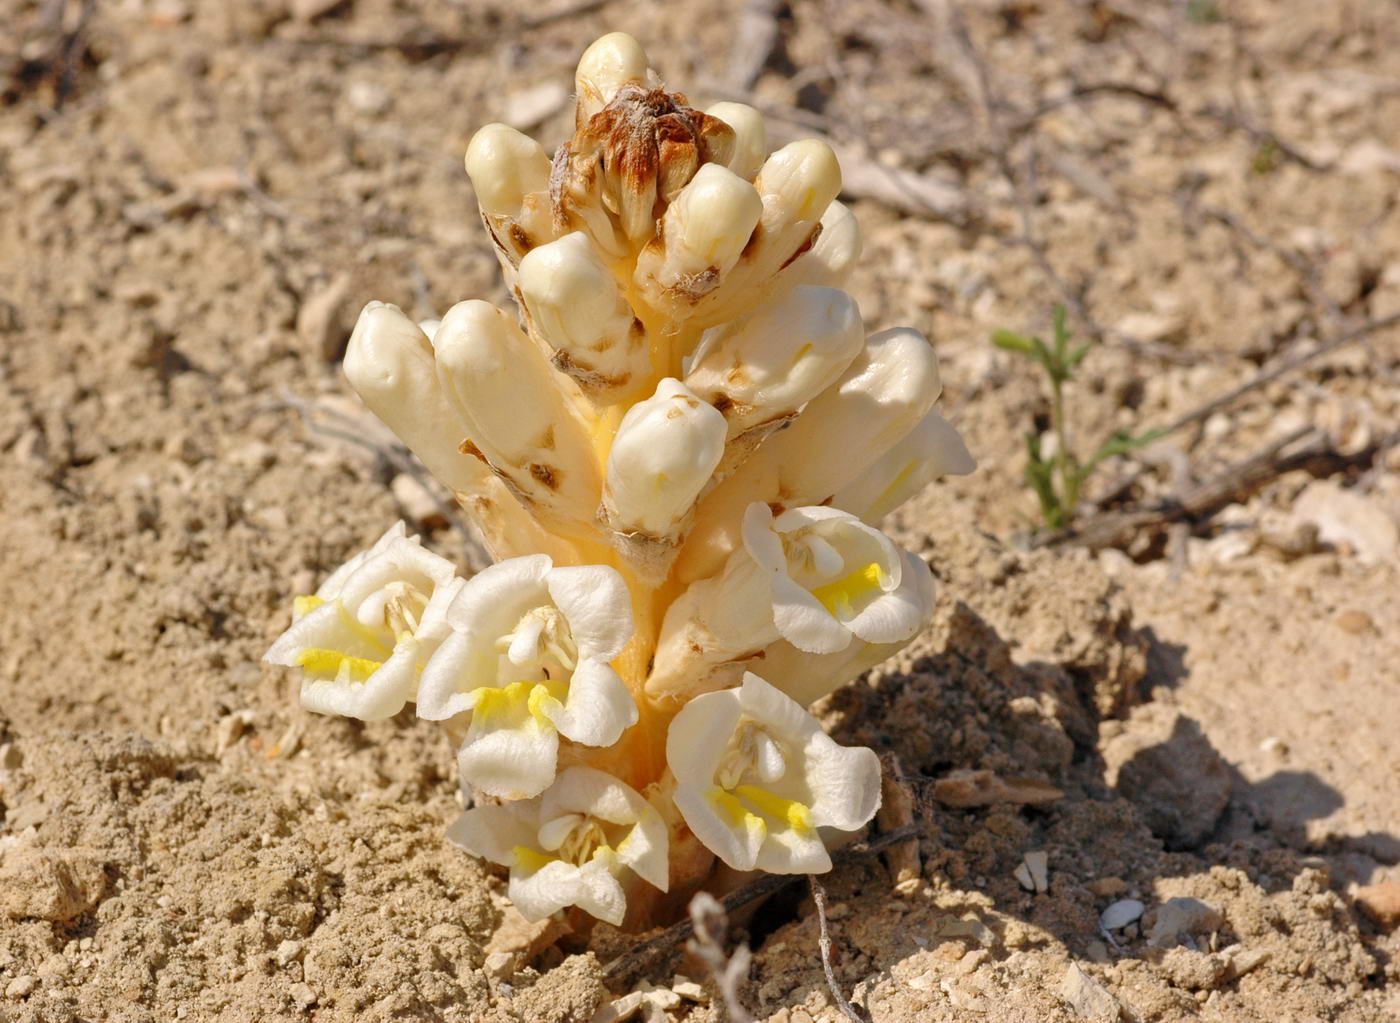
{"left": 741, "top": 503, "right": 930, "bottom": 655}
{"left": 417, "top": 555, "right": 637, "bottom": 800}
{"left": 265, "top": 523, "right": 465, "bottom": 721}
{"left": 667, "top": 673, "right": 880, "bottom": 873}
{"left": 448, "top": 766, "right": 669, "bottom": 926}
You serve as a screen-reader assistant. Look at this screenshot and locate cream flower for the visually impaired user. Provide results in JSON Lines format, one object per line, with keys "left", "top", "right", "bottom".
{"left": 417, "top": 555, "right": 637, "bottom": 800}
{"left": 264, "top": 523, "right": 465, "bottom": 721}
{"left": 740, "top": 503, "right": 930, "bottom": 655}
{"left": 667, "top": 673, "right": 880, "bottom": 873}
{"left": 448, "top": 766, "right": 669, "bottom": 926}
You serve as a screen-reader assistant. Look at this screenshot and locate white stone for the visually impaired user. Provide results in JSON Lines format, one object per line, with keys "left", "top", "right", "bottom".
{"left": 1099, "top": 899, "right": 1145, "bottom": 931}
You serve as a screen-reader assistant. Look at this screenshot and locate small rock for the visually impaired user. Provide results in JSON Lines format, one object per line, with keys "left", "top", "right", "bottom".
{"left": 1099, "top": 899, "right": 1145, "bottom": 932}
{"left": 297, "top": 272, "right": 354, "bottom": 362}
{"left": 390, "top": 473, "right": 445, "bottom": 528}
{"left": 0, "top": 848, "right": 105, "bottom": 923}
{"left": 1223, "top": 946, "right": 1271, "bottom": 979}
{"left": 1025, "top": 850, "right": 1049, "bottom": 893}
{"left": 483, "top": 951, "right": 516, "bottom": 982}
{"left": 214, "top": 710, "right": 256, "bottom": 756}
{"left": 5, "top": 975, "right": 36, "bottom": 999}
{"left": 1115, "top": 310, "right": 1186, "bottom": 345}
{"left": 1293, "top": 480, "right": 1399, "bottom": 564}
{"left": 502, "top": 80, "right": 570, "bottom": 131}
{"left": 1014, "top": 860, "right": 1035, "bottom": 891}
{"left": 1060, "top": 962, "right": 1121, "bottom": 1021}
{"left": 0, "top": 742, "right": 20, "bottom": 770}
{"left": 347, "top": 80, "right": 391, "bottom": 116}
{"left": 1102, "top": 710, "right": 1231, "bottom": 849}
{"left": 1087, "top": 878, "right": 1127, "bottom": 897}
{"left": 1354, "top": 881, "right": 1400, "bottom": 930}
{"left": 1147, "top": 897, "right": 1223, "bottom": 948}
{"left": 275, "top": 940, "right": 303, "bottom": 966}
{"left": 930, "top": 768, "right": 1064, "bottom": 808}
{"left": 288, "top": 982, "right": 317, "bottom": 1007}
{"left": 670, "top": 976, "right": 707, "bottom": 1002}
{"left": 1259, "top": 736, "right": 1289, "bottom": 756}
{"left": 1335, "top": 609, "right": 1376, "bottom": 636}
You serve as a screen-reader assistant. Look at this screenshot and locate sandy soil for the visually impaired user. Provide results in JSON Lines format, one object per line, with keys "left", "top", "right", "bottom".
{"left": 2, "top": 1, "right": 1398, "bottom": 1020}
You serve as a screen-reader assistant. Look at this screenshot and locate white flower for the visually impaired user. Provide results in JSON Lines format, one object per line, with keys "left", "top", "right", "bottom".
{"left": 667, "top": 673, "right": 880, "bottom": 873}
{"left": 264, "top": 524, "right": 465, "bottom": 721}
{"left": 741, "top": 503, "right": 931, "bottom": 655}
{"left": 417, "top": 555, "right": 637, "bottom": 800}
{"left": 448, "top": 766, "right": 668, "bottom": 926}
{"left": 832, "top": 408, "right": 976, "bottom": 522}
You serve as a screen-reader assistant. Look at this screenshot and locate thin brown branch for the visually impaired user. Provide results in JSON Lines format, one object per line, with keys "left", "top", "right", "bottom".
{"left": 809, "top": 876, "right": 868, "bottom": 1023}
{"left": 603, "top": 825, "right": 922, "bottom": 982}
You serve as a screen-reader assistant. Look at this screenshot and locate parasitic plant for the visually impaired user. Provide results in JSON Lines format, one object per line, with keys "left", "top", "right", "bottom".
{"left": 266, "top": 33, "right": 974, "bottom": 930}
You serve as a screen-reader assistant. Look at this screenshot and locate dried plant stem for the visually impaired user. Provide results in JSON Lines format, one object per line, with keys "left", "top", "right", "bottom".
{"left": 687, "top": 893, "right": 755, "bottom": 1023}
{"left": 808, "top": 875, "right": 868, "bottom": 1023}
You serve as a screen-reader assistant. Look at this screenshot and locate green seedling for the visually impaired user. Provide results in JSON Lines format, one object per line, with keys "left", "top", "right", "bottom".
{"left": 993, "top": 307, "right": 1165, "bottom": 530}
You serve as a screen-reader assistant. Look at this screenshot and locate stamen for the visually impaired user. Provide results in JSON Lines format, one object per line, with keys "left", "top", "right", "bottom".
{"left": 808, "top": 561, "right": 884, "bottom": 618}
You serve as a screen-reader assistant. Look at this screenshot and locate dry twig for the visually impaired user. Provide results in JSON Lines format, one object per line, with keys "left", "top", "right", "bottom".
{"left": 603, "top": 825, "right": 921, "bottom": 982}
{"left": 687, "top": 893, "right": 755, "bottom": 1023}
{"left": 808, "top": 876, "right": 868, "bottom": 1023}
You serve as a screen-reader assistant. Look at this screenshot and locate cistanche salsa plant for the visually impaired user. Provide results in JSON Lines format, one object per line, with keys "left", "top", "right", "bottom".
{"left": 266, "top": 33, "right": 973, "bottom": 930}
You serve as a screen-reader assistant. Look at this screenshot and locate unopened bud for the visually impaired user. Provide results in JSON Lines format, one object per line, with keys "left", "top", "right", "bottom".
{"left": 832, "top": 409, "right": 975, "bottom": 522}
{"left": 705, "top": 101, "right": 767, "bottom": 180}
{"left": 685, "top": 285, "right": 864, "bottom": 441}
{"left": 343, "top": 302, "right": 559, "bottom": 560}
{"left": 780, "top": 200, "right": 861, "bottom": 290}
{"left": 432, "top": 300, "right": 601, "bottom": 535}
{"left": 603, "top": 378, "right": 726, "bottom": 540}
{"left": 517, "top": 232, "right": 646, "bottom": 398}
{"left": 575, "top": 32, "right": 650, "bottom": 126}
{"left": 465, "top": 123, "right": 552, "bottom": 219}
{"left": 633, "top": 163, "right": 763, "bottom": 312}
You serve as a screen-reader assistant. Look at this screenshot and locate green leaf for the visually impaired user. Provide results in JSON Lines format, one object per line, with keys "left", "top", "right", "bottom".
{"left": 1052, "top": 305, "right": 1070, "bottom": 360}
{"left": 992, "top": 330, "right": 1037, "bottom": 355}
{"left": 1084, "top": 427, "right": 1169, "bottom": 473}
{"left": 1067, "top": 342, "right": 1093, "bottom": 369}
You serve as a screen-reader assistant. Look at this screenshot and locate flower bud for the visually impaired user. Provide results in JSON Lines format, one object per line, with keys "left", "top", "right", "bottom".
{"left": 688, "top": 139, "right": 843, "bottom": 326}
{"left": 633, "top": 163, "right": 763, "bottom": 313}
{"left": 466, "top": 123, "right": 558, "bottom": 275}
{"left": 517, "top": 232, "right": 647, "bottom": 399}
{"left": 705, "top": 101, "right": 767, "bottom": 180}
{"left": 832, "top": 409, "right": 975, "bottom": 522}
{"left": 344, "top": 302, "right": 554, "bottom": 559}
{"left": 602, "top": 377, "right": 727, "bottom": 540}
{"left": 778, "top": 200, "right": 861, "bottom": 290}
{"left": 465, "top": 123, "right": 552, "bottom": 218}
{"left": 574, "top": 32, "right": 650, "bottom": 127}
{"left": 684, "top": 285, "right": 864, "bottom": 446}
{"left": 432, "top": 300, "right": 602, "bottom": 536}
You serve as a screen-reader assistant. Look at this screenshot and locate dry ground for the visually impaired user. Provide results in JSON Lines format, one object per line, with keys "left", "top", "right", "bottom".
{"left": 1, "top": 0, "right": 1398, "bottom": 1021}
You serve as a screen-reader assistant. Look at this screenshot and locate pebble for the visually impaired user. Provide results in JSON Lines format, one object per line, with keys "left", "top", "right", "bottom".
{"left": 1060, "top": 963, "right": 1121, "bottom": 1021}
{"left": 0, "top": 742, "right": 20, "bottom": 770}
{"left": 1100, "top": 899, "right": 1145, "bottom": 932}
{"left": 1025, "top": 851, "right": 1049, "bottom": 893}
{"left": 1354, "top": 881, "right": 1400, "bottom": 931}
{"left": 1293, "top": 480, "right": 1399, "bottom": 564}
{"left": 296, "top": 273, "right": 353, "bottom": 362}
{"left": 288, "top": 982, "right": 317, "bottom": 1007}
{"left": 5, "top": 975, "right": 36, "bottom": 999}
{"left": 502, "top": 80, "right": 570, "bottom": 131}
{"left": 1334, "top": 609, "right": 1377, "bottom": 636}
{"left": 1148, "top": 897, "right": 1223, "bottom": 948}
{"left": 1087, "top": 878, "right": 1127, "bottom": 897}
{"left": 275, "top": 940, "right": 303, "bottom": 966}
{"left": 483, "top": 951, "right": 515, "bottom": 982}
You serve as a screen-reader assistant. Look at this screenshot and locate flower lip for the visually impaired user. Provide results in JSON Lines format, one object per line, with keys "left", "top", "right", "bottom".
{"left": 741, "top": 502, "right": 919, "bottom": 654}
{"left": 447, "top": 766, "right": 668, "bottom": 925}
{"left": 416, "top": 555, "right": 638, "bottom": 800}
{"left": 666, "top": 673, "right": 880, "bottom": 874}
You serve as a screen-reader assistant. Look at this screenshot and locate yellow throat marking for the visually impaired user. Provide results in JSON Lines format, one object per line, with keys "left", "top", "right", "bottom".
{"left": 295, "top": 648, "right": 383, "bottom": 682}
{"left": 470, "top": 679, "right": 569, "bottom": 728}
{"left": 808, "top": 561, "right": 884, "bottom": 618}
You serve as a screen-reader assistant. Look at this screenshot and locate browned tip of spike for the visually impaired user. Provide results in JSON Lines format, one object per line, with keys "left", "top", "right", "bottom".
{"left": 552, "top": 84, "right": 733, "bottom": 245}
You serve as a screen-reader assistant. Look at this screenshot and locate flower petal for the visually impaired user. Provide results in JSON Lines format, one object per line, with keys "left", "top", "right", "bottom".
{"left": 844, "top": 549, "right": 932, "bottom": 644}
{"left": 446, "top": 554, "right": 553, "bottom": 634}
{"left": 299, "top": 640, "right": 418, "bottom": 721}
{"left": 740, "top": 502, "right": 786, "bottom": 573}
{"left": 545, "top": 564, "right": 634, "bottom": 660}
{"left": 457, "top": 714, "right": 559, "bottom": 800}
{"left": 673, "top": 782, "right": 765, "bottom": 872}
{"left": 509, "top": 856, "right": 627, "bottom": 926}
{"left": 770, "top": 573, "right": 851, "bottom": 654}
{"left": 753, "top": 823, "right": 832, "bottom": 874}
{"left": 800, "top": 733, "right": 881, "bottom": 832}
{"left": 446, "top": 802, "right": 537, "bottom": 867}
{"left": 414, "top": 630, "right": 480, "bottom": 721}
{"left": 666, "top": 688, "right": 742, "bottom": 785}
{"left": 545, "top": 658, "right": 638, "bottom": 747}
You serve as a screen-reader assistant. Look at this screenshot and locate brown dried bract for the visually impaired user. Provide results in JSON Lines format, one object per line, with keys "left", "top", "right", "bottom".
{"left": 551, "top": 84, "right": 736, "bottom": 245}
